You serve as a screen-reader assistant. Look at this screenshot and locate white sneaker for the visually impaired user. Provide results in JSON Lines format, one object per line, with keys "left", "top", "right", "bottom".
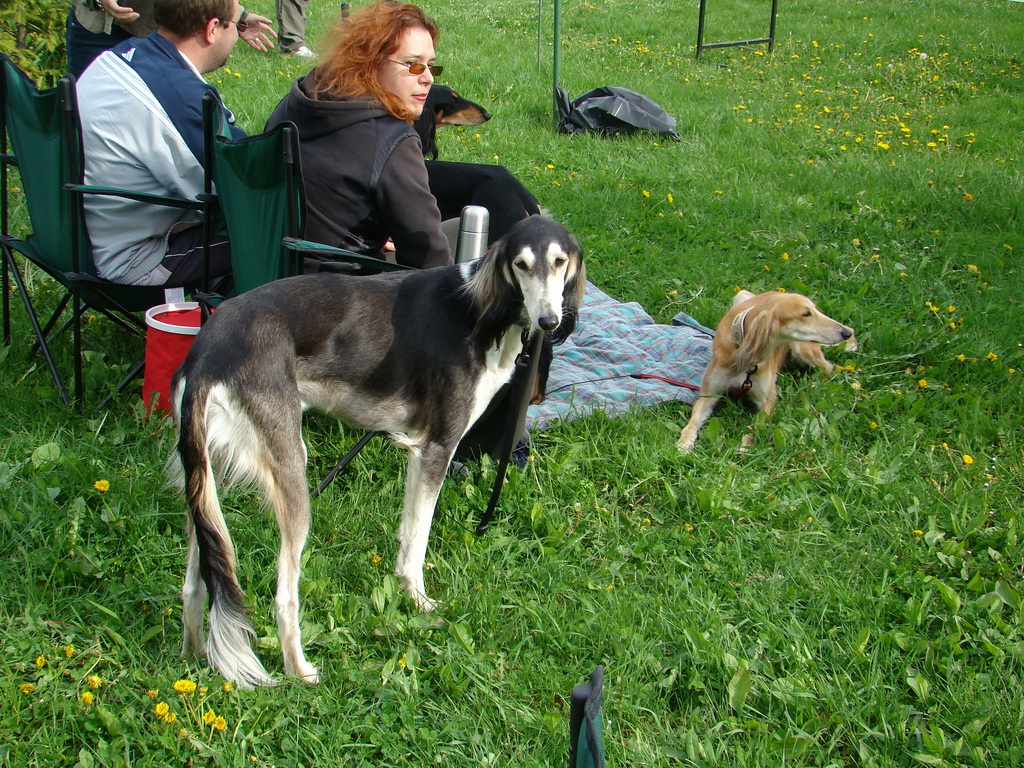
{"left": 287, "top": 45, "right": 316, "bottom": 58}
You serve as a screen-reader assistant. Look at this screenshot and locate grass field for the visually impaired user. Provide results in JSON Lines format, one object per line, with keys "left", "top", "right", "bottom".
{"left": 2, "top": 0, "right": 1022, "bottom": 765}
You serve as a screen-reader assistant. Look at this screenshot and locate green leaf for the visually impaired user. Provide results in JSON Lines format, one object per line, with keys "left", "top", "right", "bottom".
{"left": 995, "top": 580, "right": 1020, "bottom": 610}
{"left": 95, "top": 706, "right": 122, "bottom": 737}
{"left": 853, "top": 626, "right": 871, "bottom": 655}
{"left": 928, "top": 577, "right": 961, "bottom": 613}
{"left": 728, "top": 667, "right": 751, "bottom": 711}
{"left": 31, "top": 442, "right": 61, "bottom": 468}
{"left": 449, "top": 621, "right": 475, "bottom": 654}
{"left": 907, "top": 673, "right": 931, "bottom": 702}
{"left": 910, "top": 753, "right": 948, "bottom": 766}
{"left": 682, "top": 625, "right": 715, "bottom": 655}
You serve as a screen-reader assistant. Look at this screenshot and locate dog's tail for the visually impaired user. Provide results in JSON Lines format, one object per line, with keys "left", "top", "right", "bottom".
{"left": 177, "top": 381, "right": 275, "bottom": 688}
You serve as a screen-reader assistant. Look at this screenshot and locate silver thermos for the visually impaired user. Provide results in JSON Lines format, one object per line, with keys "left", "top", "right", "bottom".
{"left": 454, "top": 205, "right": 489, "bottom": 263}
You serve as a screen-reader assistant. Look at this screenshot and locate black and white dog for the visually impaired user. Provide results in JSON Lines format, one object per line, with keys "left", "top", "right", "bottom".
{"left": 171, "top": 216, "right": 585, "bottom": 687}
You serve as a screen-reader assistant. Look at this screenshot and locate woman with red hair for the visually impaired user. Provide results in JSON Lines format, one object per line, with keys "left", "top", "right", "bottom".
{"left": 267, "top": 1, "right": 451, "bottom": 271}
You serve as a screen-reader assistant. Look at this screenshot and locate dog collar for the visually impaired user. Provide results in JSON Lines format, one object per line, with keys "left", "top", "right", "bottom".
{"left": 731, "top": 308, "right": 751, "bottom": 346}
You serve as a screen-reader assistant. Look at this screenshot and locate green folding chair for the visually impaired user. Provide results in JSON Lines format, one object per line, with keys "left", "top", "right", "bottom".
{"left": 198, "top": 91, "right": 408, "bottom": 304}
{"left": 568, "top": 666, "right": 606, "bottom": 768}
{"left": 1, "top": 57, "right": 203, "bottom": 405}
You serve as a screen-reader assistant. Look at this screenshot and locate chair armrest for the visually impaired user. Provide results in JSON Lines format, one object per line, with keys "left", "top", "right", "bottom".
{"left": 282, "top": 237, "right": 414, "bottom": 272}
{"left": 65, "top": 183, "right": 203, "bottom": 211}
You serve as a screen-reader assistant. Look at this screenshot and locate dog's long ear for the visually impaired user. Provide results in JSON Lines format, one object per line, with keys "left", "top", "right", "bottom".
{"left": 732, "top": 303, "right": 779, "bottom": 375}
{"left": 469, "top": 232, "right": 520, "bottom": 348}
{"left": 550, "top": 232, "right": 586, "bottom": 345}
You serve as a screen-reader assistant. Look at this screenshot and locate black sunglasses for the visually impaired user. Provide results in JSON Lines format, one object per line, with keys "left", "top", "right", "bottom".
{"left": 225, "top": 17, "right": 249, "bottom": 32}
{"left": 388, "top": 60, "right": 444, "bottom": 77}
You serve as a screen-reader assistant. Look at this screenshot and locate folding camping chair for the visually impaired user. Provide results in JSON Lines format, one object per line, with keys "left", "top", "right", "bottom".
{"left": 1, "top": 58, "right": 203, "bottom": 406}
{"left": 568, "top": 666, "right": 606, "bottom": 768}
{"left": 197, "top": 91, "right": 410, "bottom": 304}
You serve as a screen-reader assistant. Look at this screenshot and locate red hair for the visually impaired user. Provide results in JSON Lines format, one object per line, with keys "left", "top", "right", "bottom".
{"left": 311, "top": 1, "right": 439, "bottom": 123}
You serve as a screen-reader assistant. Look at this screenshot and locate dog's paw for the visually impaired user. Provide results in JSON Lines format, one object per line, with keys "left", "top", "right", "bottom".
{"left": 294, "top": 663, "right": 319, "bottom": 684}
{"left": 676, "top": 430, "right": 697, "bottom": 452}
{"left": 415, "top": 595, "right": 441, "bottom": 613}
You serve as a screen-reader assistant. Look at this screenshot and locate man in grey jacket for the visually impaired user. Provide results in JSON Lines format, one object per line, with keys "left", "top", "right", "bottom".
{"left": 77, "top": 0, "right": 267, "bottom": 286}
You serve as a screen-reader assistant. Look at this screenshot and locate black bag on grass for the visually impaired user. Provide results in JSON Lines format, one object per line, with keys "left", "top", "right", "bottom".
{"left": 556, "top": 86, "right": 679, "bottom": 140}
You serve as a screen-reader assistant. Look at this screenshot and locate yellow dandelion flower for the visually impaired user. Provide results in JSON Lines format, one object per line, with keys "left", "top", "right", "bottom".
{"left": 147, "top": 689, "right": 160, "bottom": 700}
{"left": 199, "top": 686, "right": 208, "bottom": 697}
{"left": 19, "top": 683, "right": 36, "bottom": 694}
{"left": 223, "top": 682, "right": 233, "bottom": 693}
{"left": 964, "top": 192, "right": 974, "bottom": 201}
{"left": 713, "top": 189, "right": 723, "bottom": 195}
{"left": 781, "top": 252, "right": 790, "bottom": 260}
{"left": 371, "top": 554, "right": 383, "bottom": 565}
{"left": 683, "top": 523, "right": 694, "bottom": 532}
{"left": 957, "top": 354, "right": 966, "bottom": 362}
{"left": 214, "top": 716, "right": 227, "bottom": 732}
{"left": 546, "top": 164, "right": 554, "bottom": 170}
{"left": 947, "top": 306, "right": 956, "bottom": 313}
{"left": 173, "top": 679, "right": 197, "bottom": 695}
{"left": 918, "top": 379, "right": 928, "bottom": 388}
{"left": 986, "top": 352, "right": 998, "bottom": 362}
{"left": 81, "top": 691, "right": 94, "bottom": 705}
{"left": 398, "top": 654, "right": 407, "bottom": 669}
{"left": 641, "top": 518, "right": 652, "bottom": 526}
{"left": 164, "top": 712, "right": 177, "bottom": 724}
{"left": 642, "top": 190, "right": 651, "bottom": 198}
{"left": 962, "top": 455, "right": 974, "bottom": 465}
{"left": 967, "top": 264, "right": 978, "bottom": 272}
{"left": 876, "top": 141, "right": 890, "bottom": 150}
{"left": 155, "top": 701, "right": 170, "bottom": 716}
{"left": 913, "top": 529, "right": 924, "bottom": 536}
{"left": 86, "top": 675, "right": 101, "bottom": 689}
{"left": 869, "top": 422, "right": 878, "bottom": 429}
{"left": 35, "top": 656, "right": 46, "bottom": 667}
{"left": 65, "top": 645, "right": 75, "bottom": 658}
{"left": 93, "top": 479, "right": 110, "bottom": 493}
{"left": 203, "top": 709, "right": 217, "bottom": 726}
{"left": 666, "top": 193, "right": 674, "bottom": 203}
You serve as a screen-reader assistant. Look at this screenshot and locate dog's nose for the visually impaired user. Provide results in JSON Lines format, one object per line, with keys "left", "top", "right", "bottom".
{"left": 841, "top": 328, "right": 852, "bottom": 339}
{"left": 539, "top": 314, "right": 559, "bottom": 331}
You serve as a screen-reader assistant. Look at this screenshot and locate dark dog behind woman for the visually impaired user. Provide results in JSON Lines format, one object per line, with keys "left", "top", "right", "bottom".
{"left": 266, "top": 0, "right": 452, "bottom": 271}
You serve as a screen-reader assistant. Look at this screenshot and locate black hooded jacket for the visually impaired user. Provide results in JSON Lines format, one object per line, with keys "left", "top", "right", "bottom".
{"left": 266, "top": 74, "right": 451, "bottom": 270}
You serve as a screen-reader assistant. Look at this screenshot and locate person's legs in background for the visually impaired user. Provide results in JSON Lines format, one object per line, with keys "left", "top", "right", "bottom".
{"left": 276, "top": 0, "right": 314, "bottom": 56}
{"left": 65, "top": 9, "right": 133, "bottom": 79}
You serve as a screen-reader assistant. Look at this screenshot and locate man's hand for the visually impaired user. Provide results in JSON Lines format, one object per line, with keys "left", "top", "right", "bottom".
{"left": 238, "top": 13, "right": 277, "bottom": 53}
{"left": 99, "top": 0, "right": 140, "bottom": 24}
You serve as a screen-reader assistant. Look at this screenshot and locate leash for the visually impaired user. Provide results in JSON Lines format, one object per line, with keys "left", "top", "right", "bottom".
{"left": 475, "top": 328, "right": 542, "bottom": 536}
{"left": 629, "top": 373, "right": 700, "bottom": 391}
{"left": 545, "top": 371, "right": 701, "bottom": 397}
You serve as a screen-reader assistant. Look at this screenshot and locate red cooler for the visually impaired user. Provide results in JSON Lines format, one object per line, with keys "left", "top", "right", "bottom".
{"left": 143, "top": 302, "right": 202, "bottom": 415}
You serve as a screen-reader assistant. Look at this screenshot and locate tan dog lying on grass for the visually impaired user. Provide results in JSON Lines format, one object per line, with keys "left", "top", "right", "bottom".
{"left": 677, "top": 290, "right": 857, "bottom": 451}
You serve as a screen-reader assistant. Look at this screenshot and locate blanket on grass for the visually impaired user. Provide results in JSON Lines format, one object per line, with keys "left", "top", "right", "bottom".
{"left": 526, "top": 283, "right": 714, "bottom": 430}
